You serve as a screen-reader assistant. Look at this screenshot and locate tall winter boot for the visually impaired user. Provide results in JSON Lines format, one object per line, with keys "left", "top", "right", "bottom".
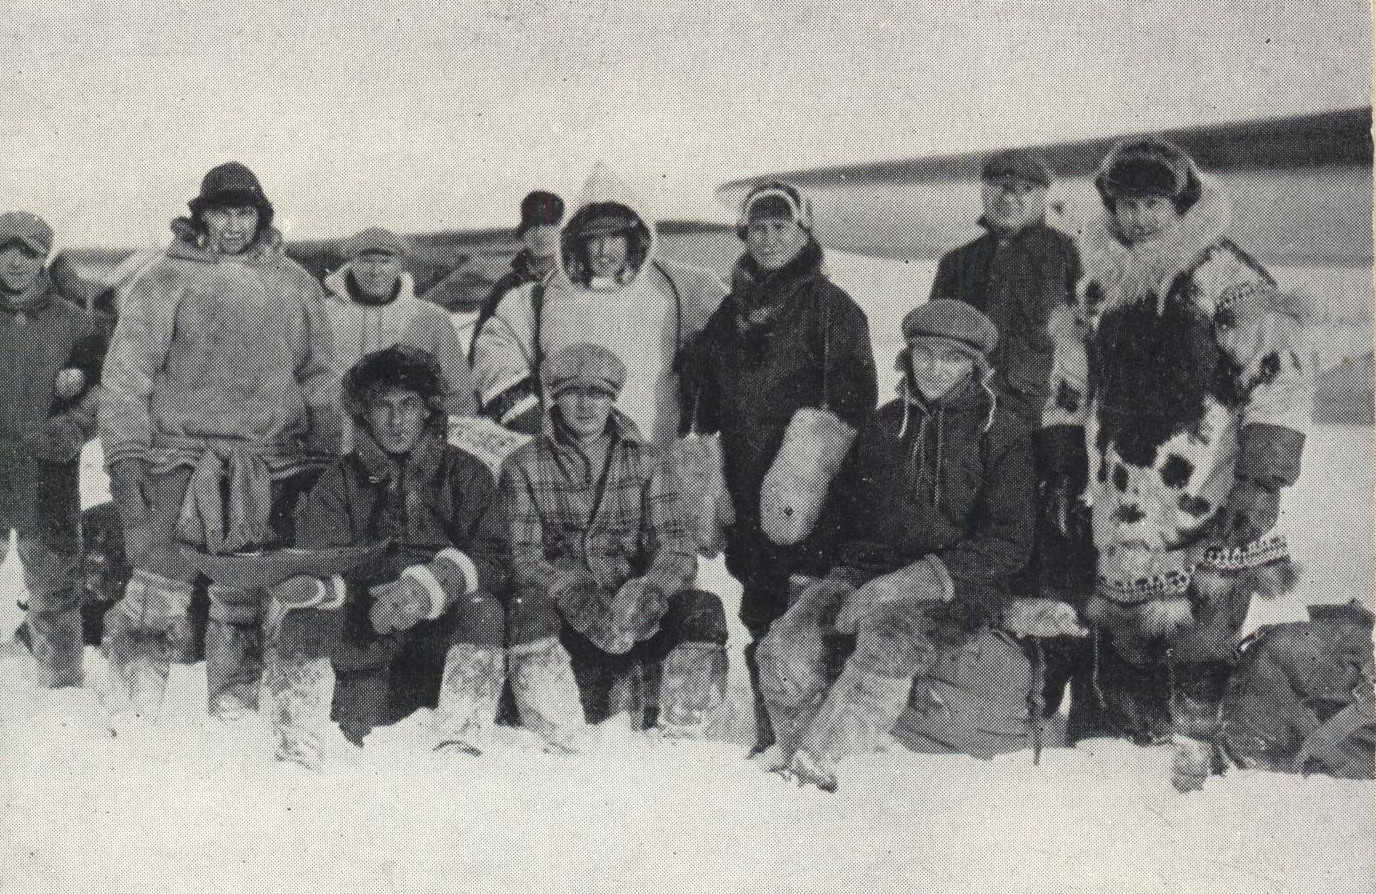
{"left": 101, "top": 570, "right": 194, "bottom": 723}
{"left": 788, "top": 664, "right": 914, "bottom": 792}
{"left": 1171, "top": 660, "right": 1232, "bottom": 793}
{"left": 433, "top": 643, "right": 507, "bottom": 755}
{"left": 509, "top": 635, "right": 590, "bottom": 753}
{"left": 656, "top": 642, "right": 728, "bottom": 740}
{"left": 206, "top": 586, "right": 264, "bottom": 718}
{"left": 755, "top": 625, "right": 831, "bottom": 769}
{"left": 27, "top": 605, "right": 84, "bottom": 688}
{"left": 263, "top": 644, "right": 334, "bottom": 771}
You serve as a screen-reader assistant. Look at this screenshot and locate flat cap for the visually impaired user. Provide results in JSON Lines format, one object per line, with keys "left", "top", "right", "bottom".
{"left": 541, "top": 342, "right": 627, "bottom": 398}
{"left": 0, "top": 211, "right": 54, "bottom": 255}
{"left": 901, "top": 299, "right": 999, "bottom": 358}
{"left": 982, "top": 149, "right": 1053, "bottom": 187}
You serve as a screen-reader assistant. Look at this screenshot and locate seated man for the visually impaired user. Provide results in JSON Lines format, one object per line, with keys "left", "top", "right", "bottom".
{"left": 267, "top": 346, "right": 507, "bottom": 766}
{"left": 758, "top": 300, "right": 1066, "bottom": 791}
{"left": 501, "top": 343, "right": 727, "bottom": 750}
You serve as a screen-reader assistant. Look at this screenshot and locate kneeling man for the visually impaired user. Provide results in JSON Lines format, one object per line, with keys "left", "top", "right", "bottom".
{"left": 269, "top": 346, "right": 507, "bottom": 765}
{"left": 759, "top": 300, "right": 1054, "bottom": 791}
{"left": 502, "top": 343, "right": 727, "bottom": 750}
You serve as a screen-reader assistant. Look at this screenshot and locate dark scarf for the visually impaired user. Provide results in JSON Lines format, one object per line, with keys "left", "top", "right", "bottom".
{"left": 729, "top": 237, "right": 825, "bottom": 332}
{"left": 345, "top": 270, "right": 401, "bottom": 307}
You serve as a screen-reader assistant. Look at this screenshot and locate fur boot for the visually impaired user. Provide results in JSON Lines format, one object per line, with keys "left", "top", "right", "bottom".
{"left": 263, "top": 646, "right": 334, "bottom": 771}
{"left": 101, "top": 570, "right": 194, "bottom": 723}
{"left": 27, "top": 605, "right": 84, "bottom": 688}
{"left": 656, "top": 642, "right": 727, "bottom": 739}
{"left": 433, "top": 643, "right": 506, "bottom": 755}
{"left": 788, "top": 664, "right": 914, "bottom": 792}
{"left": 509, "top": 636, "right": 590, "bottom": 753}
{"left": 205, "top": 618, "right": 263, "bottom": 718}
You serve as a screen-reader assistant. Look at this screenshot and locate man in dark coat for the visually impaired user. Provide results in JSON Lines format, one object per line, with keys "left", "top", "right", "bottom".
{"left": 756, "top": 300, "right": 1042, "bottom": 791}
{"left": 1, "top": 211, "right": 108, "bottom": 687}
{"left": 684, "top": 181, "right": 877, "bottom": 753}
{"left": 269, "top": 345, "right": 508, "bottom": 765}
{"left": 928, "top": 149, "right": 1079, "bottom": 429}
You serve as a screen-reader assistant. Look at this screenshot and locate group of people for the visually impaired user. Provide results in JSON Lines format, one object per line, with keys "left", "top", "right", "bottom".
{"left": 4, "top": 140, "right": 1371, "bottom": 789}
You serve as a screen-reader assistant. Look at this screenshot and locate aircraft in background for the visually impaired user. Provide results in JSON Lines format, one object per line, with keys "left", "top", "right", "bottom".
{"left": 716, "top": 106, "right": 1373, "bottom": 270}
{"left": 51, "top": 106, "right": 1372, "bottom": 335}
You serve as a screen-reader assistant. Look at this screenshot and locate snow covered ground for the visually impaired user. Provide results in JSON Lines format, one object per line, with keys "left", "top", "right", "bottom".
{"left": 2, "top": 254, "right": 1373, "bottom": 893}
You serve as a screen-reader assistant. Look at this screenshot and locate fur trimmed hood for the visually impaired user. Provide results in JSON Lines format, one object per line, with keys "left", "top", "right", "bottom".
{"left": 1076, "top": 177, "right": 1230, "bottom": 322}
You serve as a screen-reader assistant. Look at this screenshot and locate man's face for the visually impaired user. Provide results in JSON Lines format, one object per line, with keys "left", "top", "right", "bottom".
{"left": 351, "top": 251, "right": 402, "bottom": 299}
{"left": 0, "top": 243, "right": 46, "bottom": 293}
{"left": 745, "top": 217, "right": 808, "bottom": 271}
{"left": 908, "top": 338, "right": 976, "bottom": 402}
{"left": 981, "top": 178, "right": 1047, "bottom": 234}
{"left": 585, "top": 233, "right": 629, "bottom": 279}
{"left": 365, "top": 387, "right": 429, "bottom": 456}
{"left": 554, "top": 385, "right": 615, "bottom": 441}
{"left": 522, "top": 224, "right": 561, "bottom": 261}
{"left": 202, "top": 205, "right": 260, "bottom": 255}
{"left": 1112, "top": 195, "right": 1181, "bottom": 243}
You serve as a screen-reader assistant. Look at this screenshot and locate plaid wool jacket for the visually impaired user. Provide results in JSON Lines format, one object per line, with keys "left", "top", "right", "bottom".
{"left": 500, "top": 411, "right": 696, "bottom": 597}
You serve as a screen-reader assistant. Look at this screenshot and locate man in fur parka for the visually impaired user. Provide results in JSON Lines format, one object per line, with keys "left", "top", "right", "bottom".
{"left": 1041, "top": 138, "right": 1313, "bottom": 790}
{"left": 100, "top": 162, "right": 340, "bottom": 724}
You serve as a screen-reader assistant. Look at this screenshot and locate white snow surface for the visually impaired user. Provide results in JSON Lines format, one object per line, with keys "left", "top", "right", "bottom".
{"left": 2, "top": 255, "right": 1374, "bottom": 893}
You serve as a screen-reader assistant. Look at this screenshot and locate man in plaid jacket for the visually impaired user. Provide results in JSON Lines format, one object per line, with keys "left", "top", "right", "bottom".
{"left": 501, "top": 342, "right": 728, "bottom": 750}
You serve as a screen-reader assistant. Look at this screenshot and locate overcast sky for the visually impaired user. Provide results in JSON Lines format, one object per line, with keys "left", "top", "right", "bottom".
{"left": 4, "top": 0, "right": 1369, "bottom": 245}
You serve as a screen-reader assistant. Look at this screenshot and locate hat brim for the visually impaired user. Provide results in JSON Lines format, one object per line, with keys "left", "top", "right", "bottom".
{"left": 548, "top": 380, "right": 620, "bottom": 399}
{"left": 903, "top": 333, "right": 986, "bottom": 360}
{"left": 190, "top": 190, "right": 271, "bottom": 213}
{"left": 0, "top": 235, "right": 50, "bottom": 256}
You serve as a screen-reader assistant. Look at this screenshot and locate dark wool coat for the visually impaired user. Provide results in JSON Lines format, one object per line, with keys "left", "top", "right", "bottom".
{"left": 685, "top": 240, "right": 877, "bottom": 628}
{"left": 0, "top": 275, "right": 106, "bottom": 535}
{"left": 837, "top": 377, "right": 1035, "bottom": 628}
{"left": 929, "top": 218, "right": 1080, "bottom": 428}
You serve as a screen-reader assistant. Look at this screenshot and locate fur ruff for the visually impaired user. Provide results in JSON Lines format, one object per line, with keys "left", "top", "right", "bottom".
{"left": 1077, "top": 178, "right": 1230, "bottom": 322}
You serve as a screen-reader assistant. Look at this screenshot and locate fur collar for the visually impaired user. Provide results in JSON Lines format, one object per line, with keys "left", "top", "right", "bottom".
{"left": 166, "top": 217, "right": 286, "bottom": 266}
{"left": 1077, "top": 179, "right": 1230, "bottom": 321}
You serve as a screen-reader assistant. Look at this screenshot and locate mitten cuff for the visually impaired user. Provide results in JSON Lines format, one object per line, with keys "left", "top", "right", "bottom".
{"left": 401, "top": 564, "right": 449, "bottom": 620}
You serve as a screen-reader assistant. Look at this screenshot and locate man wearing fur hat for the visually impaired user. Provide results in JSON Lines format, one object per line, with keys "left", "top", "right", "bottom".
{"left": 324, "top": 226, "right": 472, "bottom": 451}
{"left": 682, "top": 180, "right": 877, "bottom": 756}
{"left": 501, "top": 343, "right": 728, "bottom": 749}
{"left": 1042, "top": 138, "right": 1312, "bottom": 790}
{"left": 270, "top": 345, "right": 507, "bottom": 762}
{"left": 756, "top": 299, "right": 1042, "bottom": 791}
{"left": 0, "top": 211, "right": 108, "bottom": 687}
{"left": 473, "top": 164, "right": 725, "bottom": 441}
{"left": 100, "top": 162, "right": 341, "bottom": 723}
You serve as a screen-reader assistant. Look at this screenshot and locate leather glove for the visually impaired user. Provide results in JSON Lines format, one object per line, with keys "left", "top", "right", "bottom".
{"left": 1215, "top": 478, "right": 1281, "bottom": 548}
{"left": 369, "top": 575, "right": 431, "bottom": 634}
{"left": 306, "top": 408, "right": 343, "bottom": 456}
{"left": 1002, "top": 598, "right": 1088, "bottom": 638}
{"left": 23, "top": 415, "right": 87, "bottom": 463}
{"left": 834, "top": 557, "right": 951, "bottom": 634}
{"left": 609, "top": 576, "right": 668, "bottom": 641}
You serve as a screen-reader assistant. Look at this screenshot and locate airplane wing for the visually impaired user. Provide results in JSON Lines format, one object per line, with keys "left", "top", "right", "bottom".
{"left": 717, "top": 107, "right": 1374, "bottom": 267}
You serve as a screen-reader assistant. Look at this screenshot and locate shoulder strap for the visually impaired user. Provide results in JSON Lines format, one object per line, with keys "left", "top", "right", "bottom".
{"left": 468, "top": 271, "right": 518, "bottom": 366}
{"left": 532, "top": 282, "right": 546, "bottom": 373}
{"left": 652, "top": 260, "right": 684, "bottom": 356}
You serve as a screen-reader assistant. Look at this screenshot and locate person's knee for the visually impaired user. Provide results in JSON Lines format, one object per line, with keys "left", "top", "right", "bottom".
{"left": 449, "top": 594, "right": 505, "bottom": 648}
{"left": 507, "top": 587, "right": 562, "bottom": 646}
{"left": 668, "top": 589, "right": 727, "bottom": 645}
{"left": 852, "top": 604, "right": 932, "bottom": 678}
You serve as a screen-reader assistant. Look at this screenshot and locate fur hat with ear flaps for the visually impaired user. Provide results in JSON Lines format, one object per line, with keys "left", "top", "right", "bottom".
{"left": 1095, "top": 137, "right": 1203, "bottom": 214}
{"left": 341, "top": 345, "right": 451, "bottom": 421}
